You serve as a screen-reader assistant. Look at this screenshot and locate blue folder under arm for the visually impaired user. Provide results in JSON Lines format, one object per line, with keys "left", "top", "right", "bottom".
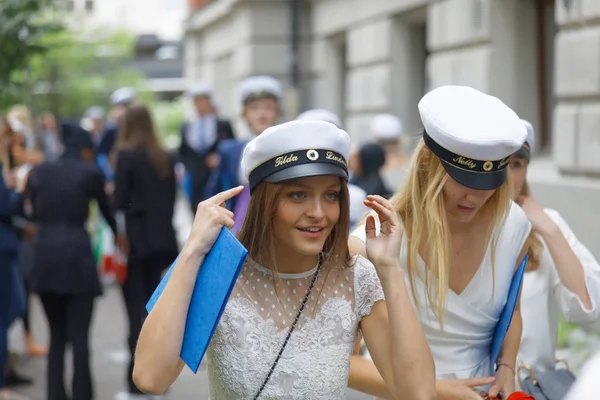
{"left": 490, "top": 254, "right": 529, "bottom": 367}
{"left": 146, "top": 227, "right": 248, "bottom": 373}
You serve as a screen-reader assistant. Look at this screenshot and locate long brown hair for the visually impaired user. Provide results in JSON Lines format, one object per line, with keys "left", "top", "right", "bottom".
{"left": 389, "top": 139, "right": 512, "bottom": 328}
{"left": 238, "top": 178, "right": 351, "bottom": 272}
{"left": 112, "top": 104, "right": 172, "bottom": 178}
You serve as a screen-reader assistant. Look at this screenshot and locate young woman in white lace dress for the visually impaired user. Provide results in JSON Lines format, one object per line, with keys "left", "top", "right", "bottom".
{"left": 132, "top": 120, "right": 436, "bottom": 400}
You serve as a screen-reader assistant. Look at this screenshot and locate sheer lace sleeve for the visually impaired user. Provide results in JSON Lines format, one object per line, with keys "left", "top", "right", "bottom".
{"left": 353, "top": 256, "right": 385, "bottom": 319}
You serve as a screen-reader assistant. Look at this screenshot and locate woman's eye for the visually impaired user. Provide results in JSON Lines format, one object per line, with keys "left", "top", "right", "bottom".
{"left": 289, "top": 192, "right": 306, "bottom": 200}
{"left": 510, "top": 160, "right": 523, "bottom": 169}
{"left": 325, "top": 192, "right": 340, "bottom": 200}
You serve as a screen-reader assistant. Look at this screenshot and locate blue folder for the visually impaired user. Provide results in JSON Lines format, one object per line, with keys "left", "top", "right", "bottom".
{"left": 490, "top": 254, "right": 529, "bottom": 366}
{"left": 146, "top": 227, "right": 248, "bottom": 373}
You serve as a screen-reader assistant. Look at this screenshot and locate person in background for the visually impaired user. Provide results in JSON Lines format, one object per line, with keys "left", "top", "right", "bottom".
{"left": 82, "top": 106, "right": 106, "bottom": 151}
{"left": 4, "top": 118, "right": 48, "bottom": 360}
{"left": 94, "top": 87, "right": 136, "bottom": 186}
{"left": 296, "top": 108, "right": 369, "bottom": 230}
{"left": 369, "top": 114, "right": 409, "bottom": 191}
{"left": 112, "top": 104, "right": 179, "bottom": 400}
{"left": 0, "top": 116, "right": 30, "bottom": 400}
{"left": 349, "top": 142, "right": 392, "bottom": 199}
{"left": 37, "top": 112, "right": 63, "bottom": 162}
{"left": 203, "top": 75, "right": 282, "bottom": 232}
{"left": 26, "top": 123, "right": 121, "bottom": 400}
{"left": 510, "top": 120, "right": 600, "bottom": 393}
{"left": 7, "top": 106, "right": 37, "bottom": 152}
{"left": 178, "top": 82, "right": 235, "bottom": 210}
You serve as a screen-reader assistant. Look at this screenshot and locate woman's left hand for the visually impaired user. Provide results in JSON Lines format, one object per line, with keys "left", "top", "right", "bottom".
{"left": 363, "top": 195, "right": 403, "bottom": 269}
{"left": 515, "top": 195, "right": 556, "bottom": 236}
{"left": 488, "top": 364, "right": 515, "bottom": 399}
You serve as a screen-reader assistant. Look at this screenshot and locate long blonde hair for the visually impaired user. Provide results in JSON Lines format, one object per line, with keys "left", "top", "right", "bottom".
{"left": 390, "top": 139, "right": 513, "bottom": 327}
{"left": 520, "top": 179, "right": 543, "bottom": 272}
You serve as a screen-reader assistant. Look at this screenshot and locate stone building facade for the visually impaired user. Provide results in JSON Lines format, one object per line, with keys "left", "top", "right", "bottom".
{"left": 184, "top": 0, "right": 600, "bottom": 256}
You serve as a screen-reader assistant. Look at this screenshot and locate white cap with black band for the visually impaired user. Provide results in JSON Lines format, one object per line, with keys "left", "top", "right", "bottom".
{"left": 241, "top": 120, "right": 351, "bottom": 193}
{"left": 418, "top": 85, "right": 527, "bottom": 191}
{"left": 515, "top": 119, "right": 536, "bottom": 161}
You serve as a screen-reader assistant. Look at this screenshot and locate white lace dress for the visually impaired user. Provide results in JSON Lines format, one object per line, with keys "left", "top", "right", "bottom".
{"left": 206, "top": 255, "right": 384, "bottom": 399}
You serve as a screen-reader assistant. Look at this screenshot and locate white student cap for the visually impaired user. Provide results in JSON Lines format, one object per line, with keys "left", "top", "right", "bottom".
{"left": 84, "top": 106, "right": 105, "bottom": 120}
{"left": 110, "top": 87, "right": 136, "bottom": 106}
{"left": 239, "top": 75, "right": 282, "bottom": 106}
{"left": 418, "top": 85, "right": 527, "bottom": 191}
{"left": 296, "top": 109, "right": 342, "bottom": 128}
{"left": 187, "top": 81, "right": 213, "bottom": 98}
{"left": 241, "top": 120, "right": 351, "bottom": 193}
{"left": 370, "top": 114, "right": 403, "bottom": 141}
{"left": 515, "top": 119, "right": 536, "bottom": 160}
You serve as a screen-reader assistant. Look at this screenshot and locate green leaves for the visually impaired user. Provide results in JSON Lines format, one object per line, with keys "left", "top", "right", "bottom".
{"left": 0, "top": 0, "right": 64, "bottom": 109}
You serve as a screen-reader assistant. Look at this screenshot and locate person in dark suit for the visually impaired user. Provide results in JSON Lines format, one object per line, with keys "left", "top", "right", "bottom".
{"left": 112, "top": 104, "right": 179, "bottom": 398}
{"left": 25, "top": 123, "right": 121, "bottom": 400}
{"left": 203, "top": 75, "right": 282, "bottom": 232}
{"left": 178, "top": 82, "right": 235, "bottom": 209}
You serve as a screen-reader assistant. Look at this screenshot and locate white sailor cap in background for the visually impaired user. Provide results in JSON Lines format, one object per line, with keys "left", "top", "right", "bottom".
{"left": 370, "top": 114, "right": 403, "bottom": 141}
{"left": 239, "top": 75, "right": 282, "bottom": 106}
{"left": 418, "top": 85, "right": 527, "bottom": 191}
{"left": 515, "top": 119, "right": 536, "bottom": 160}
{"left": 187, "top": 81, "right": 213, "bottom": 99}
{"left": 296, "top": 109, "right": 342, "bottom": 128}
{"left": 84, "top": 106, "right": 106, "bottom": 120}
{"left": 241, "top": 120, "right": 351, "bottom": 192}
{"left": 110, "top": 87, "right": 136, "bottom": 106}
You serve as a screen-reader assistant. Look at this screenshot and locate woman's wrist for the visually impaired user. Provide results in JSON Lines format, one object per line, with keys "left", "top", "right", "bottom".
{"left": 496, "top": 361, "right": 516, "bottom": 375}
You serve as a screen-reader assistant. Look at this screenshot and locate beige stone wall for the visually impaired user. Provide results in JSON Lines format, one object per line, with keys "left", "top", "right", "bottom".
{"left": 184, "top": 0, "right": 600, "bottom": 257}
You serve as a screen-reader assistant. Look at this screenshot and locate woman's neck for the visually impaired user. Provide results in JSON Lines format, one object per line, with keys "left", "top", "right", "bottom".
{"left": 262, "top": 249, "right": 320, "bottom": 275}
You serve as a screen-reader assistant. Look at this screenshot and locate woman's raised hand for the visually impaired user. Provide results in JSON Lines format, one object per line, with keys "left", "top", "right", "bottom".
{"left": 363, "top": 195, "right": 403, "bottom": 270}
{"left": 183, "top": 186, "right": 244, "bottom": 258}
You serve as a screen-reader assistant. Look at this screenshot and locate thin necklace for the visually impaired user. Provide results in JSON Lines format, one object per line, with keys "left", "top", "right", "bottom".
{"left": 252, "top": 253, "right": 323, "bottom": 399}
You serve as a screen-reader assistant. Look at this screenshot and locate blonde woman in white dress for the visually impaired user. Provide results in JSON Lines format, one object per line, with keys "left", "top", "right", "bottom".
{"left": 348, "top": 86, "right": 531, "bottom": 400}
{"left": 509, "top": 120, "right": 600, "bottom": 384}
{"left": 132, "top": 120, "right": 436, "bottom": 399}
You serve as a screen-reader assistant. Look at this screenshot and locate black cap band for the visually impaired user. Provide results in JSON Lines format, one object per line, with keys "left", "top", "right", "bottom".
{"left": 248, "top": 148, "right": 348, "bottom": 192}
{"left": 423, "top": 131, "right": 511, "bottom": 174}
{"left": 515, "top": 141, "right": 531, "bottom": 160}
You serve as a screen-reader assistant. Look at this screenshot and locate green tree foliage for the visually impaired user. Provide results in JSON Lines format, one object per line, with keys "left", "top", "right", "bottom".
{"left": 0, "top": 0, "right": 63, "bottom": 108}
{"left": 28, "top": 29, "right": 151, "bottom": 118}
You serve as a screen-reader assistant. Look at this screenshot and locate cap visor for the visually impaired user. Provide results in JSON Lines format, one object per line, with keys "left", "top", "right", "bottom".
{"left": 265, "top": 163, "right": 348, "bottom": 185}
{"left": 441, "top": 162, "right": 506, "bottom": 191}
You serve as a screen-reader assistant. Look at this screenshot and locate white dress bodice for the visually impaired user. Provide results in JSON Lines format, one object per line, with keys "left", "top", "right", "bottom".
{"left": 351, "top": 201, "right": 531, "bottom": 379}
{"left": 519, "top": 209, "right": 600, "bottom": 374}
{"left": 206, "top": 255, "right": 384, "bottom": 399}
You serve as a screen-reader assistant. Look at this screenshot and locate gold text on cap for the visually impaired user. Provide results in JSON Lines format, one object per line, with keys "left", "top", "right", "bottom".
{"left": 326, "top": 151, "right": 346, "bottom": 166}
{"left": 275, "top": 153, "right": 298, "bottom": 167}
{"left": 453, "top": 156, "right": 477, "bottom": 170}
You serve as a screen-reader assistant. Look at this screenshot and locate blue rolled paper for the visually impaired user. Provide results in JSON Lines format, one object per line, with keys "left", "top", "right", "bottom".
{"left": 146, "top": 227, "right": 248, "bottom": 373}
{"left": 490, "top": 254, "right": 529, "bottom": 367}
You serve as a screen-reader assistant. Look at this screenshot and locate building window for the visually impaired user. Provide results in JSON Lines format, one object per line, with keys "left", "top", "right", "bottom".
{"left": 85, "top": 0, "right": 94, "bottom": 12}
{"left": 66, "top": 0, "right": 75, "bottom": 11}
